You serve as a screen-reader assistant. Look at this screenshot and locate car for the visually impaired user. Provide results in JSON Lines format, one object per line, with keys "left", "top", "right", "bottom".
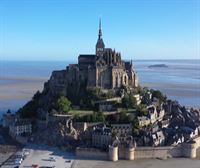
{"left": 32, "top": 164, "right": 39, "bottom": 168}
{"left": 49, "top": 157, "right": 56, "bottom": 162}
{"left": 23, "top": 151, "right": 30, "bottom": 156}
{"left": 14, "top": 158, "right": 22, "bottom": 164}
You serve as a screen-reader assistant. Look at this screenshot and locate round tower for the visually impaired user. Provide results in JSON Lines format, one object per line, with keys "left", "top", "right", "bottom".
{"left": 125, "top": 138, "right": 136, "bottom": 160}
{"left": 125, "top": 147, "right": 135, "bottom": 160}
{"left": 109, "top": 145, "right": 118, "bottom": 161}
{"left": 182, "top": 142, "right": 197, "bottom": 158}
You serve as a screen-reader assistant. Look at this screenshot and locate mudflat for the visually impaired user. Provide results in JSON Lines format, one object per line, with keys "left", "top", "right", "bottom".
{"left": 74, "top": 158, "right": 200, "bottom": 168}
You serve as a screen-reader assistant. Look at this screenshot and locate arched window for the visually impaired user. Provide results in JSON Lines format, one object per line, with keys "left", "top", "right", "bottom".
{"left": 124, "top": 76, "right": 127, "bottom": 85}
{"left": 115, "top": 76, "right": 118, "bottom": 88}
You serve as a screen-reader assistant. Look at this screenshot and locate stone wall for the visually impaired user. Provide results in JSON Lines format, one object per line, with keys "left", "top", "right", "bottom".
{"left": 134, "top": 146, "right": 181, "bottom": 159}
{"left": 13, "top": 135, "right": 28, "bottom": 144}
{"left": 76, "top": 147, "right": 108, "bottom": 160}
{"left": 76, "top": 138, "right": 200, "bottom": 161}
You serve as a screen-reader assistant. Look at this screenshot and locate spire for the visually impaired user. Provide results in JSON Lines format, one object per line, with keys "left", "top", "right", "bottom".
{"left": 96, "top": 18, "right": 105, "bottom": 56}
{"left": 98, "top": 18, "right": 102, "bottom": 39}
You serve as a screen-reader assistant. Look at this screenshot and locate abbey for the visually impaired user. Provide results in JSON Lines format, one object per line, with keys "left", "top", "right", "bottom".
{"left": 79, "top": 20, "right": 138, "bottom": 89}
{"left": 48, "top": 20, "right": 138, "bottom": 97}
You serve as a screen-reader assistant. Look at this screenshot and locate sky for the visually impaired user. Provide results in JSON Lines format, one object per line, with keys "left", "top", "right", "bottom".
{"left": 0, "top": 0, "right": 199, "bottom": 61}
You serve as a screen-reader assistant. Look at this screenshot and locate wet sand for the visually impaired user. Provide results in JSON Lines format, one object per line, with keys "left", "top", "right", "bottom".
{"left": 0, "top": 76, "right": 199, "bottom": 113}
{"left": 74, "top": 158, "right": 200, "bottom": 168}
{"left": 0, "top": 76, "right": 47, "bottom": 112}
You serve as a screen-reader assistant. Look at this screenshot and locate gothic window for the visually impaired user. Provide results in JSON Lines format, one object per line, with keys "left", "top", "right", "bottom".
{"left": 124, "top": 76, "right": 127, "bottom": 85}
{"left": 115, "top": 76, "right": 118, "bottom": 88}
{"left": 121, "top": 76, "right": 123, "bottom": 86}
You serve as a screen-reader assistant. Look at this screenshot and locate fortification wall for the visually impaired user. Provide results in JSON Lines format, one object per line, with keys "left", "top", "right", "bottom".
{"left": 109, "top": 146, "right": 118, "bottom": 161}
{"left": 182, "top": 142, "right": 197, "bottom": 158}
{"left": 108, "top": 143, "right": 196, "bottom": 161}
{"left": 134, "top": 146, "right": 181, "bottom": 159}
{"left": 194, "top": 136, "right": 200, "bottom": 146}
{"left": 76, "top": 147, "right": 108, "bottom": 160}
{"left": 14, "top": 136, "right": 28, "bottom": 144}
{"left": 76, "top": 137, "right": 200, "bottom": 161}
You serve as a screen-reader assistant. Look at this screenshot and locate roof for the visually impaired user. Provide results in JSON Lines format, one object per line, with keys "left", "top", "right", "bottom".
{"left": 96, "top": 38, "right": 105, "bottom": 48}
{"left": 93, "top": 126, "right": 111, "bottom": 135}
{"left": 14, "top": 120, "right": 31, "bottom": 127}
{"left": 78, "top": 54, "right": 96, "bottom": 59}
{"left": 157, "top": 131, "right": 164, "bottom": 139}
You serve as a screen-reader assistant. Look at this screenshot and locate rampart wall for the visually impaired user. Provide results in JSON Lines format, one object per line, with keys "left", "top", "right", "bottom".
{"left": 76, "top": 137, "right": 200, "bottom": 161}
{"left": 76, "top": 147, "right": 108, "bottom": 160}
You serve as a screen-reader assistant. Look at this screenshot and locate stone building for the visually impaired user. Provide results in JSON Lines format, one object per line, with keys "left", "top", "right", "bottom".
{"left": 2, "top": 112, "right": 15, "bottom": 128}
{"left": 47, "top": 19, "right": 138, "bottom": 98}
{"left": 111, "top": 124, "right": 132, "bottom": 143}
{"left": 92, "top": 125, "right": 112, "bottom": 149}
{"left": 9, "top": 119, "right": 32, "bottom": 137}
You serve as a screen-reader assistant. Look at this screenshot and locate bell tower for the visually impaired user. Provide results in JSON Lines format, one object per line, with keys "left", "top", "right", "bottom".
{"left": 96, "top": 18, "right": 105, "bottom": 56}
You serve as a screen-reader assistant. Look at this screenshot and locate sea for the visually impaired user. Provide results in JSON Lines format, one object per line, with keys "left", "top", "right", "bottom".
{"left": 0, "top": 59, "right": 200, "bottom": 118}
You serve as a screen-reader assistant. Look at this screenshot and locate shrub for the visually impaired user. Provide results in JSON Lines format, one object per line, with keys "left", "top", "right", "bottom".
{"left": 56, "top": 96, "right": 71, "bottom": 113}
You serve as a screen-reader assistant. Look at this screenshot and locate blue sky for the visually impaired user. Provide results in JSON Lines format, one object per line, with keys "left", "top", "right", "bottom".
{"left": 0, "top": 0, "right": 199, "bottom": 61}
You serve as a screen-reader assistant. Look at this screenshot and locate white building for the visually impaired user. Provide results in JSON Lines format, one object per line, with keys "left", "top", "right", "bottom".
{"left": 138, "top": 116, "right": 150, "bottom": 127}
{"left": 9, "top": 120, "right": 32, "bottom": 137}
{"left": 148, "top": 105, "right": 158, "bottom": 123}
{"left": 152, "top": 131, "right": 165, "bottom": 146}
{"left": 133, "top": 94, "right": 141, "bottom": 105}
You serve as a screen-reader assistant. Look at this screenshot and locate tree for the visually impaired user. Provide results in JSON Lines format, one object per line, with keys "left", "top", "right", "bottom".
{"left": 122, "top": 93, "right": 137, "bottom": 108}
{"left": 137, "top": 104, "right": 148, "bottom": 116}
{"left": 56, "top": 96, "right": 71, "bottom": 113}
{"left": 152, "top": 90, "right": 167, "bottom": 103}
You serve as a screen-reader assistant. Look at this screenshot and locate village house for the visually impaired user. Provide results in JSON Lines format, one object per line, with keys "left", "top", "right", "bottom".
{"left": 138, "top": 104, "right": 165, "bottom": 127}
{"left": 133, "top": 94, "right": 141, "bottom": 105}
{"left": 2, "top": 112, "right": 15, "bottom": 128}
{"left": 138, "top": 116, "right": 151, "bottom": 127}
{"left": 94, "top": 97, "right": 121, "bottom": 112}
{"left": 92, "top": 125, "right": 112, "bottom": 149}
{"left": 9, "top": 119, "right": 32, "bottom": 137}
{"left": 152, "top": 130, "right": 165, "bottom": 146}
{"left": 180, "top": 126, "right": 198, "bottom": 140}
{"left": 148, "top": 105, "right": 158, "bottom": 123}
{"left": 171, "top": 134, "right": 185, "bottom": 146}
{"left": 111, "top": 124, "right": 132, "bottom": 143}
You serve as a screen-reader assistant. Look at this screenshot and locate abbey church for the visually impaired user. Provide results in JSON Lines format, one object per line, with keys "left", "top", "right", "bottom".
{"left": 48, "top": 20, "right": 138, "bottom": 96}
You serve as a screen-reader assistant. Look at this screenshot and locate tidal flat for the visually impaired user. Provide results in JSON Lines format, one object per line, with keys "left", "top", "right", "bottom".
{"left": 74, "top": 158, "right": 200, "bottom": 168}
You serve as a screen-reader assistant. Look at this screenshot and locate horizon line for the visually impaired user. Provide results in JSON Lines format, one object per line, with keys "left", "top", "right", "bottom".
{"left": 1, "top": 58, "right": 200, "bottom": 62}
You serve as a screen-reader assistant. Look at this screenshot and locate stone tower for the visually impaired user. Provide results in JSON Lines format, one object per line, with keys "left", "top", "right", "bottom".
{"left": 96, "top": 18, "right": 105, "bottom": 56}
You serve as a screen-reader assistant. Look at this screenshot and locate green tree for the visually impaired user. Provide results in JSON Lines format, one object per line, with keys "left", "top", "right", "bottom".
{"left": 152, "top": 90, "right": 167, "bottom": 103}
{"left": 137, "top": 104, "right": 148, "bottom": 116}
{"left": 122, "top": 94, "right": 137, "bottom": 108}
{"left": 56, "top": 96, "right": 71, "bottom": 113}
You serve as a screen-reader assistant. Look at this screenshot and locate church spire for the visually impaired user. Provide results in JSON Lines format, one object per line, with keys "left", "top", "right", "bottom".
{"left": 96, "top": 18, "right": 105, "bottom": 56}
{"left": 98, "top": 18, "right": 102, "bottom": 39}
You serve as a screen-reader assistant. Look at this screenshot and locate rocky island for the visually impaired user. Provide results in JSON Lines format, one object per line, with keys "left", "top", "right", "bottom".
{"left": 2, "top": 20, "right": 200, "bottom": 163}
{"left": 148, "top": 64, "right": 168, "bottom": 68}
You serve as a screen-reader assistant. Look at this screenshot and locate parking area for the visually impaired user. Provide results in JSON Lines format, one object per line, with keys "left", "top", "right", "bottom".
{"left": 19, "top": 145, "right": 75, "bottom": 168}
{"left": 1, "top": 150, "right": 25, "bottom": 168}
